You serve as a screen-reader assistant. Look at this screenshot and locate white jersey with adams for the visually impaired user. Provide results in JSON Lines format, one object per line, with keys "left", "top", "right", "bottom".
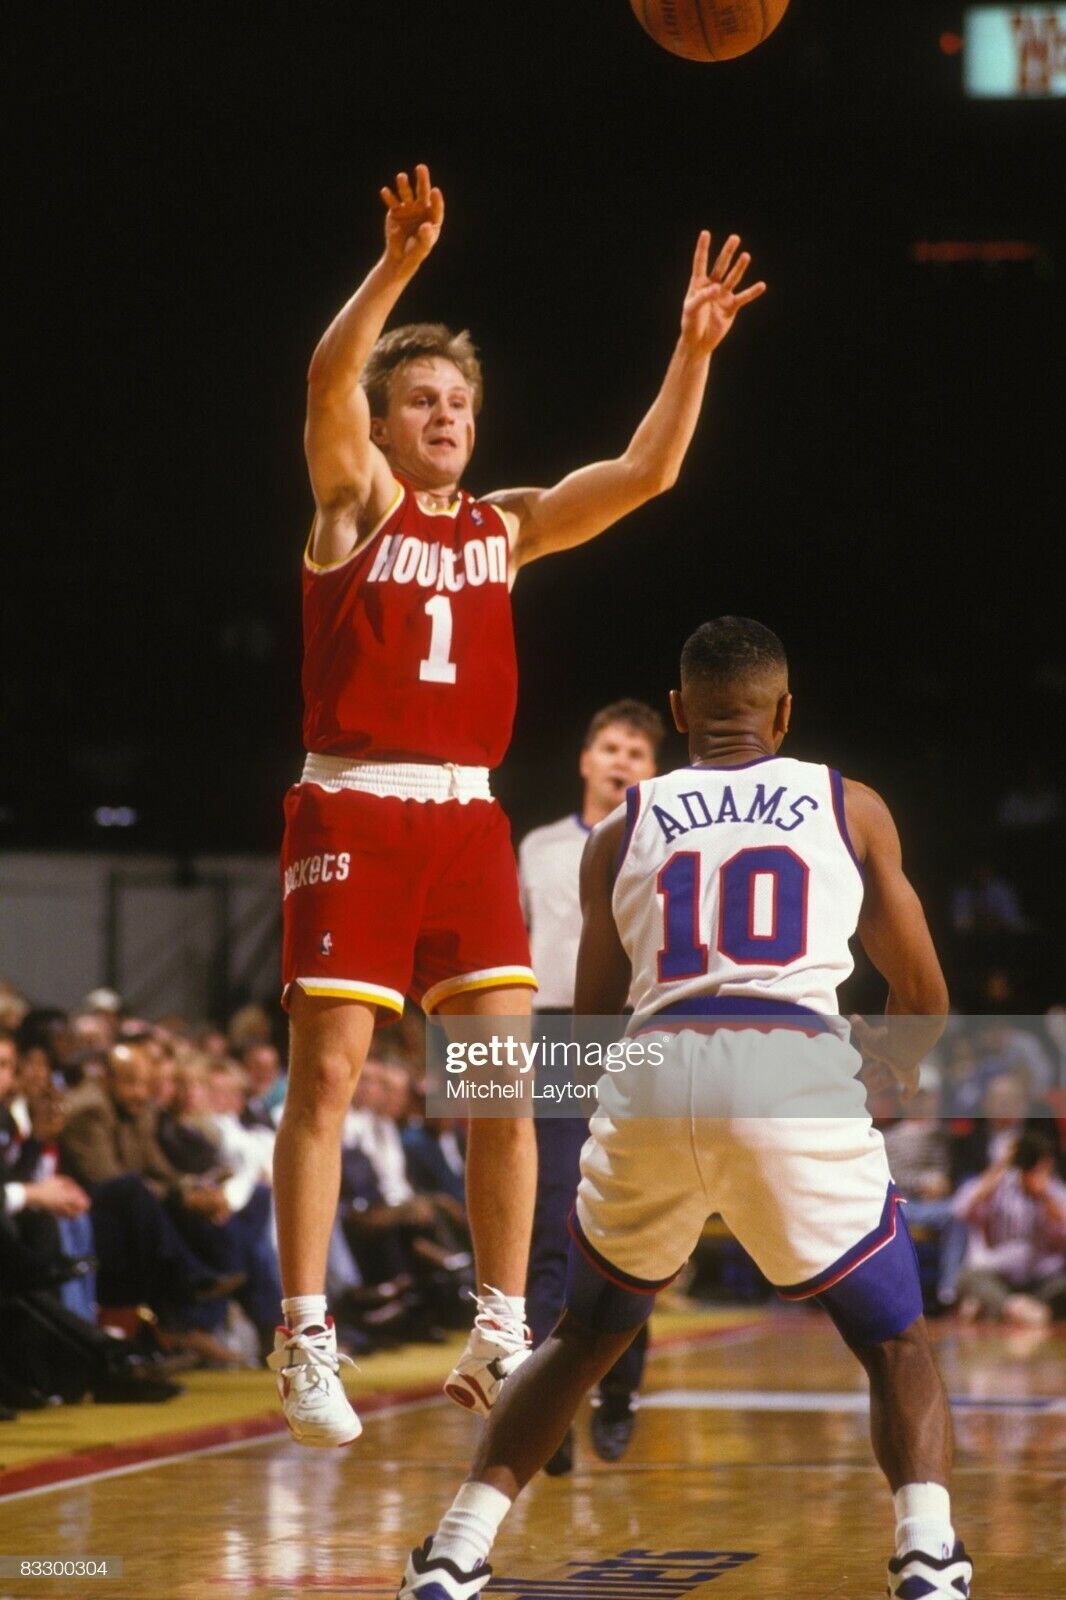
{"left": 613, "top": 756, "right": 865, "bottom": 1027}
{"left": 518, "top": 813, "right": 590, "bottom": 1009}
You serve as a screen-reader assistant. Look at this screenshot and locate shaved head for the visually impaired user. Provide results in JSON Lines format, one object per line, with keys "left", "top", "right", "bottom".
{"left": 672, "top": 617, "right": 791, "bottom": 760}
{"left": 680, "top": 617, "right": 787, "bottom": 709}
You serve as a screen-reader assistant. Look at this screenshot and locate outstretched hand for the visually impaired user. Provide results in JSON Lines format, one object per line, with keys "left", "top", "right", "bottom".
{"left": 380, "top": 163, "right": 444, "bottom": 272}
{"left": 680, "top": 231, "right": 765, "bottom": 355}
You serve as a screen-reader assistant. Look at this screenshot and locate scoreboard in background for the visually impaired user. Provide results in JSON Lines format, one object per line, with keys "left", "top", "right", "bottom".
{"left": 964, "top": 6, "right": 1066, "bottom": 95}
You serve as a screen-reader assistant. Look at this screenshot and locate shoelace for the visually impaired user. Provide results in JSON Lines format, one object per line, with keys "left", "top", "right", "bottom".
{"left": 283, "top": 1331, "right": 356, "bottom": 1399}
{"left": 469, "top": 1285, "right": 531, "bottom": 1348}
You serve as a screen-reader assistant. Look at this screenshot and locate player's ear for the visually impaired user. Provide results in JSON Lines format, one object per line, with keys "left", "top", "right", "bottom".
{"left": 773, "top": 692, "right": 792, "bottom": 745}
{"left": 669, "top": 689, "right": 687, "bottom": 734}
{"left": 369, "top": 416, "right": 389, "bottom": 449}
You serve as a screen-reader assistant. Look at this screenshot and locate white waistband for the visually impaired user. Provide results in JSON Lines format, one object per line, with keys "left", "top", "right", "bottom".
{"left": 300, "top": 753, "right": 493, "bottom": 803}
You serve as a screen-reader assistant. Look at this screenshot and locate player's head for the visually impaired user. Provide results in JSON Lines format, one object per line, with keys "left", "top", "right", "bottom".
{"left": 580, "top": 700, "right": 665, "bottom": 816}
{"left": 671, "top": 617, "right": 791, "bottom": 752}
{"left": 364, "top": 323, "right": 481, "bottom": 489}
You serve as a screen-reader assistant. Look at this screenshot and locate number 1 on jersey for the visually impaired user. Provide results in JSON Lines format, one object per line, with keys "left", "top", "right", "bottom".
{"left": 419, "top": 595, "right": 457, "bottom": 684}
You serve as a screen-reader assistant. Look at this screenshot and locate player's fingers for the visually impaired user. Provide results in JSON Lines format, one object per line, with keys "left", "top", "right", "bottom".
{"left": 381, "top": 185, "right": 400, "bottom": 210}
{"left": 415, "top": 163, "right": 431, "bottom": 201}
{"left": 711, "top": 233, "right": 740, "bottom": 280}
{"left": 396, "top": 170, "right": 414, "bottom": 202}
{"left": 724, "top": 251, "right": 751, "bottom": 290}
{"left": 429, "top": 187, "right": 445, "bottom": 225}
{"left": 733, "top": 282, "right": 767, "bottom": 306}
{"left": 691, "top": 230, "right": 711, "bottom": 282}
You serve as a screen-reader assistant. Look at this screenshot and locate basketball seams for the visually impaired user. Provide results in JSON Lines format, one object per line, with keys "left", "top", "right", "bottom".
{"left": 691, "top": 0, "right": 719, "bottom": 61}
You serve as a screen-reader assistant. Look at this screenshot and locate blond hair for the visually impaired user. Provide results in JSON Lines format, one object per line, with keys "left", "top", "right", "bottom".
{"left": 362, "top": 323, "right": 483, "bottom": 417}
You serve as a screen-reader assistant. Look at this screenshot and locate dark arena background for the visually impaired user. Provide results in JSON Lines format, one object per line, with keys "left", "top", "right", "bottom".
{"left": 2, "top": 4, "right": 1065, "bottom": 1597}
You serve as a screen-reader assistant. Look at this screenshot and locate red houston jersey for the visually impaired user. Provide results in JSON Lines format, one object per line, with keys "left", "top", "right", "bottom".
{"left": 301, "top": 477, "right": 519, "bottom": 767}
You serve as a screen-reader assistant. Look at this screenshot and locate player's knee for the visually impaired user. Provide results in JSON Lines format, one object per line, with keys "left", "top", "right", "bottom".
{"left": 283, "top": 1051, "right": 359, "bottom": 1124}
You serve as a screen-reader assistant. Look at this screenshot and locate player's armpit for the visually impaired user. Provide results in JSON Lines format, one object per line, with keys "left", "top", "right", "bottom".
{"left": 573, "top": 812, "right": 631, "bottom": 1016}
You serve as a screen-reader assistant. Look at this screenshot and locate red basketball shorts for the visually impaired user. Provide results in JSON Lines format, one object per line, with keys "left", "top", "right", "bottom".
{"left": 280, "top": 782, "right": 535, "bottom": 1019}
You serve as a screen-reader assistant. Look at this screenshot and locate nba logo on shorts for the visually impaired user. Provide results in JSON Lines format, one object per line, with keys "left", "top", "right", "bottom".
{"left": 470, "top": 506, "right": 483, "bottom": 525}
{"left": 320, "top": 931, "right": 333, "bottom": 956}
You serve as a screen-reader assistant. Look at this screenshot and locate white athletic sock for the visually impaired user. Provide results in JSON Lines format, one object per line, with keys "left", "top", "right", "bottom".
{"left": 281, "top": 1294, "right": 328, "bottom": 1335}
{"left": 481, "top": 1288, "right": 526, "bottom": 1328}
{"left": 432, "top": 1481, "right": 512, "bottom": 1572}
{"left": 893, "top": 1482, "right": 955, "bottom": 1560}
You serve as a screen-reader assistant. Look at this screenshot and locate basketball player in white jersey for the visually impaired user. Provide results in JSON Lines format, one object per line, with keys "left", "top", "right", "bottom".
{"left": 396, "top": 618, "right": 972, "bottom": 1600}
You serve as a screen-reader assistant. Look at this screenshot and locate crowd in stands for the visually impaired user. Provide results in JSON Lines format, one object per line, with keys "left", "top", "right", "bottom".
{"left": 2, "top": 974, "right": 1065, "bottom": 1422}
{"left": 0, "top": 987, "right": 474, "bottom": 1422}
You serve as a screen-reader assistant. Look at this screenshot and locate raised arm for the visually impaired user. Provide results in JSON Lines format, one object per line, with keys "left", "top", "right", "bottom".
{"left": 488, "top": 231, "right": 765, "bottom": 570}
{"left": 573, "top": 810, "right": 632, "bottom": 1016}
{"left": 845, "top": 779, "right": 950, "bottom": 1095}
{"left": 305, "top": 164, "right": 444, "bottom": 565}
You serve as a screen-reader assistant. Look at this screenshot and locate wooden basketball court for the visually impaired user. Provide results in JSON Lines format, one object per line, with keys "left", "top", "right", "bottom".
{"left": 2, "top": 1313, "right": 1063, "bottom": 1598}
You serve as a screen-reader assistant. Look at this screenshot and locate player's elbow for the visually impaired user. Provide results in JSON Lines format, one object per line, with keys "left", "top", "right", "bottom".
{"left": 624, "top": 452, "right": 677, "bottom": 502}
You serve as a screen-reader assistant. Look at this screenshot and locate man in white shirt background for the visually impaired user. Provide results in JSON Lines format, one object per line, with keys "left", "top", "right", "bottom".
{"left": 517, "top": 700, "right": 664, "bottom": 1472}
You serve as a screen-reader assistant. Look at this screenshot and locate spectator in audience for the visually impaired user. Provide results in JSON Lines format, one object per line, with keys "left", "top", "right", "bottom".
{"left": 402, "top": 1112, "right": 467, "bottom": 1209}
{"left": 951, "top": 863, "right": 1028, "bottom": 936}
{"left": 995, "top": 764, "right": 1063, "bottom": 832}
{"left": 339, "top": 1061, "right": 471, "bottom": 1332}
{"left": 0, "top": 982, "right": 30, "bottom": 1033}
{"left": 0, "top": 1029, "right": 20, "bottom": 1169}
{"left": 950, "top": 1071, "right": 1062, "bottom": 1186}
{"left": 941, "top": 1033, "right": 985, "bottom": 1119}
{"left": 59, "top": 1043, "right": 246, "bottom": 1351}
{"left": 954, "top": 1133, "right": 1066, "bottom": 1325}
{"left": 8, "top": 1077, "right": 96, "bottom": 1319}
{"left": 972, "top": 1017, "right": 1054, "bottom": 1096}
{"left": 68, "top": 1009, "right": 118, "bottom": 1057}
{"left": 156, "top": 1054, "right": 281, "bottom": 1359}
{"left": 240, "top": 1041, "right": 286, "bottom": 1128}
{"left": 227, "top": 1003, "right": 273, "bottom": 1056}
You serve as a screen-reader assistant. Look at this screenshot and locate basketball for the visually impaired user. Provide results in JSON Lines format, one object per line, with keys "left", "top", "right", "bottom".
{"left": 629, "top": 0, "right": 791, "bottom": 61}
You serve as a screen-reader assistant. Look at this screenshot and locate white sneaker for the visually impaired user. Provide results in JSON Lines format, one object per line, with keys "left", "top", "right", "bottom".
{"left": 443, "top": 1288, "right": 531, "bottom": 1415}
{"left": 887, "top": 1540, "right": 973, "bottom": 1598}
{"left": 266, "top": 1317, "right": 362, "bottom": 1448}
{"left": 396, "top": 1537, "right": 491, "bottom": 1599}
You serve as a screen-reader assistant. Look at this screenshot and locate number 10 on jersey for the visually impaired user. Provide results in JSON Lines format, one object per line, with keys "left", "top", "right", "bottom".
{"left": 657, "top": 845, "right": 810, "bottom": 980}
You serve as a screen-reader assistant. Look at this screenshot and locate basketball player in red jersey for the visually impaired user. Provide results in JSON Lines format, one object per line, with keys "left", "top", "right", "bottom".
{"left": 268, "top": 164, "right": 765, "bottom": 1446}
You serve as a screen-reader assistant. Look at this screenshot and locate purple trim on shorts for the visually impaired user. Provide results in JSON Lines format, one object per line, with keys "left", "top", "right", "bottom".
{"left": 567, "top": 1207, "right": 680, "bottom": 1294}
{"left": 777, "top": 1184, "right": 902, "bottom": 1300}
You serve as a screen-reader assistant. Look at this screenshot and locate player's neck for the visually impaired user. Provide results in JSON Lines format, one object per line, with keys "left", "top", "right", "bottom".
{"left": 396, "top": 468, "right": 463, "bottom": 508}
{"left": 416, "top": 485, "right": 461, "bottom": 510}
{"left": 688, "top": 733, "right": 777, "bottom": 767}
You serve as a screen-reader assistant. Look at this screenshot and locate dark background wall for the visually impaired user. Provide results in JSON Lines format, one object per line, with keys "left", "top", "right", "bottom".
{"left": 4, "top": 2, "right": 1063, "bottom": 1002}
